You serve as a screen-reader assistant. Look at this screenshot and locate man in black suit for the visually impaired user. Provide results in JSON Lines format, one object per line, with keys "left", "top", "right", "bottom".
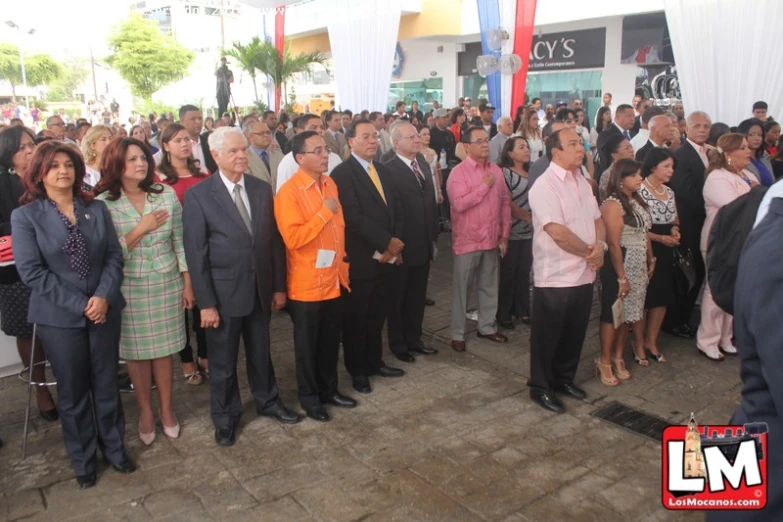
{"left": 596, "top": 104, "right": 634, "bottom": 173}
{"left": 178, "top": 104, "right": 218, "bottom": 174}
{"left": 666, "top": 111, "right": 712, "bottom": 337}
{"left": 330, "top": 120, "right": 406, "bottom": 394}
{"left": 184, "top": 127, "right": 300, "bottom": 447}
{"left": 635, "top": 114, "right": 672, "bottom": 162}
{"left": 383, "top": 121, "right": 439, "bottom": 363}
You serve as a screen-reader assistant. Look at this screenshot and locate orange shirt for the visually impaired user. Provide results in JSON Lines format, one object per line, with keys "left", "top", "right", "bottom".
{"left": 274, "top": 170, "right": 350, "bottom": 301}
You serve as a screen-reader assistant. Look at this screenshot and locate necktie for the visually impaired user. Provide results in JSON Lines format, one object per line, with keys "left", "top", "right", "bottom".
{"left": 698, "top": 145, "right": 709, "bottom": 167}
{"left": 623, "top": 130, "right": 631, "bottom": 140}
{"left": 410, "top": 159, "right": 425, "bottom": 190}
{"left": 232, "top": 184, "right": 252, "bottom": 233}
{"left": 260, "top": 150, "right": 270, "bottom": 173}
{"left": 367, "top": 163, "right": 387, "bottom": 204}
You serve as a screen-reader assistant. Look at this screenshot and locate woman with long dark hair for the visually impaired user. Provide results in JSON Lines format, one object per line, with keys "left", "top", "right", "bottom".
{"left": 0, "top": 126, "right": 58, "bottom": 422}
{"left": 449, "top": 108, "right": 466, "bottom": 143}
{"left": 738, "top": 118, "right": 774, "bottom": 187}
{"left": 12, "top": 141, "right": 131, "bottom": 488}
{"left": 598, "top": 135, "right": 634, "bottom": 202}
{"left": 496, "top": 136, "right": 533, "bottom": 329}
{"left": 95, "top": 137, "right": 192, "bottom": 445}
{"left": 697, "top": 134, "right": 758, "bottom": 361}
{"left": 590, "top": 106, "right": 612, "bottom": 153}
{"left": 157, "top": 123, "right": 210, "bottom": 384}
{"left": 597, "top": 159, "right": 653, "bottom": 386}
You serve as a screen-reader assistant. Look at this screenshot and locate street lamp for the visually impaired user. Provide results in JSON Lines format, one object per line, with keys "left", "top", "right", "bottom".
{"left": 5, "top": 21, "right": 36, "bottom": 108}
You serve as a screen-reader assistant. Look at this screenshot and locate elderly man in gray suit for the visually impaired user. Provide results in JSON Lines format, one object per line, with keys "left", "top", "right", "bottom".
{"left": 183, "top": 127, "right": 300, "bottom": 447}
{"left": 243, "top": 120, "right": 283, "bottom": 188}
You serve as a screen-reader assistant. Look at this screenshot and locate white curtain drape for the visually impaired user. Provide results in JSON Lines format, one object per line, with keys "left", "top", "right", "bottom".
{"left": 327, "top": 0, "right": 402, "bottom": 113}
{"left": 664, "top": 0, "right": 783, "bottom": 125}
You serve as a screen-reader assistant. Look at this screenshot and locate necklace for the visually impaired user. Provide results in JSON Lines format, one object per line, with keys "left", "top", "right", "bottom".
{"left": 645, "top": 178, "right": 666, "bottom": 196}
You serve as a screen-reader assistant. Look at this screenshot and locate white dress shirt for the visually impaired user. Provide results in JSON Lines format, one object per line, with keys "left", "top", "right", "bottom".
{"left": 630, "top": 129, "right": 650, "bottom": 153}
{"left": 219, "top": 171, "right": 251, "bottom": 219}
{"left": 84, "top": 166, "right": 101, "bottom": 187}
{"left": 190, "top": 135, "right": 207, "bottom": 170}
{"left": 275, "top": 150, "right": 341, "bottom": 193}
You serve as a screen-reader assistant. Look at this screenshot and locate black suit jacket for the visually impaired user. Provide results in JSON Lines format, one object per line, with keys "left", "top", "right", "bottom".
{"left": 331, "top": 156, "right": 404, "bottom": 280}
{"left": 630, "top": 115, "right": 642, "bottom": 138}
{"left": 635, "top": 140, "right": 659, "bottom": 162}
{"left": 670, "top": 140, "right": 707, "bottom": 249}
{"left": 382, "top": 154, "right": 438, "bottom": 266}
{"left": 486, "top": 122, "right": 498, "bottom": 139}
{"left": 12, "top": 198, "right": 126, "bottom": 327}
{"left": 0, "top": 169, "right": 24, "bottom": 284}
{"left": 199, "top": 131, "right": 218, "bottom": 174}
{"left": 183, "top": 174, "right": 286, "bottom": 316}
{"left": 429, "top": 126, "right": 457, "bottom": 165}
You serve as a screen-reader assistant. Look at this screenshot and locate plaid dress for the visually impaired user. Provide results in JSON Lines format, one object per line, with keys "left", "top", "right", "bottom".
{"left": 97, "top": 185, "right": 187, "bottom": 360}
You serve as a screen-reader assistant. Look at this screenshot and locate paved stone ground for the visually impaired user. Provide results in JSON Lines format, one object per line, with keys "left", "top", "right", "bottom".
{"left": 0, "top": 239, "right": 742, "bottom": 521}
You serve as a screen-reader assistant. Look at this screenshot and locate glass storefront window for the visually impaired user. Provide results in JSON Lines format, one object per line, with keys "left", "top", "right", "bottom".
{"left": 526, "top": 70, "right": 603, "bottom": 129}
{"left": 388, "top": 78, "right": 443, "bottom": 113}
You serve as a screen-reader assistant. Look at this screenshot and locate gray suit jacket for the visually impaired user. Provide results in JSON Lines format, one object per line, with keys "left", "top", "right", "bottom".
{"left": 323, "top": 130, "right": 348, "bottom": 158}
{"left": 183, "top": 173, "right": 286, "bottom": 317}
{"left": 11, "top": 198, "right": 125, "bottom": 327}
{"left": 246, "top": 147, "right": 283, "bottom": 188}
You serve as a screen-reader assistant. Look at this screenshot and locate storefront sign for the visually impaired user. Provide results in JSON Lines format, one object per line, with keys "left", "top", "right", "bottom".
{"left": 529, "top": 28, "right": 606, "bottom": 71}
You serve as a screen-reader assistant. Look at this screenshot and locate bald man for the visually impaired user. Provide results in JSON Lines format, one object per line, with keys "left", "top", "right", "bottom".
{"left": 635, "top": 115, "right": 672, "bottom": 162}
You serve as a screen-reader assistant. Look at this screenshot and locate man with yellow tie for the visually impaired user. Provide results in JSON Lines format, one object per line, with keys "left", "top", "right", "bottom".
{"left": 330, "top": 119, "right": 406, "bottom": 394}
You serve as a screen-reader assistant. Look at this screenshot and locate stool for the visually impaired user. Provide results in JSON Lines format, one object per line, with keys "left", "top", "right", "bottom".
{"left": 17, "top": 324, "right": 57, "bottom": 460}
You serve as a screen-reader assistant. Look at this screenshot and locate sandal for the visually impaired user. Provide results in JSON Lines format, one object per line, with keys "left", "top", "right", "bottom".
{"left": 197, "top": 358, "right": 209, "bottom": 379}
{"left": 645, "top": 346, "right": 667, "bottom": 363}
{"left": 181, "top": 363, "right": 203, "bottom": 386}
{"left": 632, "top": 345, "right": 649, "bottom": 367}
{"left": 611, "top": 359, "right": 631, "bottom": 380}
{"left": 595, "top": 359, "right": 619, "bottom": 387}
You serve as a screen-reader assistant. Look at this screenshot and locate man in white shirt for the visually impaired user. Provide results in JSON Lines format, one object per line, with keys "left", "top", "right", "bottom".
{"left": 630, "top": 106, "right": 665, "bottom": 153}
{"left": 275, "top": 113, "right": 342, "bottom": 193}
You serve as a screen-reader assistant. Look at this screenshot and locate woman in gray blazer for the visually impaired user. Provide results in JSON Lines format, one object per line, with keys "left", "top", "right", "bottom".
{"left": 11, "top": 141, "right": 132, "bottom": 489}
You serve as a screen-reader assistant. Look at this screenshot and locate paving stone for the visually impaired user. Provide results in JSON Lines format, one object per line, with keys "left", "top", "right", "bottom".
{"left": 142, "top": 488, "right": 199, "bottom": 518}
{"left": 191, "top": 477, "right": 258, "bottom": 517}
{"left": 5, "top": 488, "right": 44, "bottom": 521}
{"left": 227, "top": 495, "right": 314, "bottom": 522}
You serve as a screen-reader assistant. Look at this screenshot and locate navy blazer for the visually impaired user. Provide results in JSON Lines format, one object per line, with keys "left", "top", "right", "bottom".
{"left": 183, "top": 173, "right": 286, "bottom": 317}
{"left": 11, "top": 198, "right": 125, "bottom": 328}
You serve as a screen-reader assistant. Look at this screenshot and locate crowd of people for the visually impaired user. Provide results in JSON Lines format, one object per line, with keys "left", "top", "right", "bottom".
{"left": 0, "top": 91, "right": 779, "bottom": 495}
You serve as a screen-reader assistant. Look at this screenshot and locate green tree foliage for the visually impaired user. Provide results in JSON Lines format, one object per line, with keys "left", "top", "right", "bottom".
{"left": 107, "top": 14, "right": 195, "bottom": 100}
{"left": 224, "top": 37, "right": 264, "bottom": 103}
{"left": 254, "top": 39, "right": 328, "bottom": 100}
{"left": 46, "top": 58, "right": 89, "bottom": 102}
{"left": 0, "top": 43, "right": 62, "bottom": 102}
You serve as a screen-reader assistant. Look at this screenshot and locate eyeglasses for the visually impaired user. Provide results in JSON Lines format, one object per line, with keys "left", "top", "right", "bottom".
{"left": 49, "top": 122, "right": 65, "bottom": 128}
{"left": 252, "top": 131, "right": 273, "bottom": 136}
{"left": 399, "top": 132, "right": 420, "bottom": 141}
{"left": 302, "top": 147, "right": 328, "bottom": 155}
{"left": 16, "top": 142, "right": 35, "bottom": 153}
{"left": 470, "top": 138, "right": 491, "bottom": 145}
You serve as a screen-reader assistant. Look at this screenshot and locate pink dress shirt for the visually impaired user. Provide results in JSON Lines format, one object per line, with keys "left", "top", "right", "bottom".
{"left": 529, "top": 162, "right": 602, "bottom": 288}
{"left": 446, "top": 156, "right": 511, "bottom": 256}
{"left": 700, "top": 168, "right": 757, "bottom": 252}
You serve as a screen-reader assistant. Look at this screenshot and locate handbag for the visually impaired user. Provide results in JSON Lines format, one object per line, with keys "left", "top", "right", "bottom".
{"left": 0, "top": 235, "right": 12, "bottom": 263}
{"left": 673, "top": 247, "right": 697, "bottom": 293}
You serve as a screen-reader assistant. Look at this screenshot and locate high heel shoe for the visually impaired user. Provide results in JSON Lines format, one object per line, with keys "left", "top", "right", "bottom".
{"left": 161, "top": 413, "right": 180, "bottom": 439}
{"left": 611, "top": 359, "right": 631, "bottom": 380}
{"left": 632, "top": 346, "right": 650, "bottom": 366}
{"left": 645, "top": 346, "right": 667, "bottom": 362}
{"left": 139, "top": 420, "right": 156, "bottom": 446}
{"left": 595, "top": 359, "right": 619, "bottom": 387}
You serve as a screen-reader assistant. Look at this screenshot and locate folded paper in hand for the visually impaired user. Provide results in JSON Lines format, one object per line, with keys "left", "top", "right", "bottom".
{"left": 373, "top": 251, "right": 397, "bottom": 264}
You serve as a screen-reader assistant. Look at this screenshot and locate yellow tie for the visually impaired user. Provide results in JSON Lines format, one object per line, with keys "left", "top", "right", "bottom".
{"left": 367, "top": 163, "right": 387, "bottom": 204}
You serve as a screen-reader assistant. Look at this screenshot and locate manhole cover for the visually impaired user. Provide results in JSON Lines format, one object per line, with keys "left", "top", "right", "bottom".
{"left": 592, "top": 401, "right": 671, "bottom": 442}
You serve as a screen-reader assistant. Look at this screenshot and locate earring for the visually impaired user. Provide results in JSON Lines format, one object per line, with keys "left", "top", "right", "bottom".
{"left": 728, "top": 157, "right": 732, "bottom": 165}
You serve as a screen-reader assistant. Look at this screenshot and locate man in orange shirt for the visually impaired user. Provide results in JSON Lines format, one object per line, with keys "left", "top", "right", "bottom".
{"left": 274, "top": 130, "right": 356, "bottom": 421}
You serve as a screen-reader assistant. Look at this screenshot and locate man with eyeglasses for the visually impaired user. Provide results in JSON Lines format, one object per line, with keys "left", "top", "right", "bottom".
{"left": 331, "top": 119, "right": 406, "bottom": 394}
{"left": 45, "top": 115, "right": 76, "bottom": 144}
{"left": 383, "top": 122, "right": 440, "bottom": 364}
{"left": 274, "top": 130, "right": 357, "bottom": 422}
{"left": 276, "top": 114, "right": 342, "bottom": 194}
{"left": 244, "top": 120, "right": 283, "bottom": 187}
{"left": 446, "top": 126, "right": 511, "bottom": 353}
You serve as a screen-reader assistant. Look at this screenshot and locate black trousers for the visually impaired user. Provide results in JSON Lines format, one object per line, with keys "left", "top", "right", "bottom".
{"left": 497, "top": 239, "right": 533, "bottom": 322}
{"left": 342, "top": 268, "right": 395, "bottom": 377}
{"left": 528, "top": 284, "right": 593, "bottom": 392}
{"left": 217, "top": 94, "right": 229, "bottom": 118}
{"left": 288, "top": 296, "right": 343, "bottom": 409}
{"left": 387, "top": 262, "right": 430, "bottom": 356}
{"left": 205, "top": 295, "right": 280, "bottom": 428}
{"left": 38, "top": 317, "right": 125, "bottom": 476}
{"left": 179, "top": 305, "right": 207, "bottom": 363}
{"left": 664, "top": 238, "right": 705, "bottom": 330}
{"left": 440, "top": 167, "right": 452, "bottom": 225}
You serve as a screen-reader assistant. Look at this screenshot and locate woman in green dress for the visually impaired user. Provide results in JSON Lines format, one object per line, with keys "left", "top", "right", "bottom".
{"left": 95, "top": 137, "right": 194, "bottom": 445}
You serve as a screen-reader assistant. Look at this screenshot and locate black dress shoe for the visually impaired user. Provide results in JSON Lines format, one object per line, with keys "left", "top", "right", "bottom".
{"left": 215, "top": 425, "right": 236, "bottom": 446}
{"left": 682, "top": 324, "right": 698, "bottom": 335}
{"left": 352, "top": 376, "right": 372, "bottom": 394}
{"left": 667, "top": 326, "right": 695, "bottom": 339}
{"left": 497, "top": 320, "right": 515, "bottom": 330}
{"left": 556, "top": 383, "right": 587, "bottom": 400}
{"left": 394, "top": 352, "right": 416, "bottom": 363}
{"left": 107, "top": 458, "right": 136, "bottom": 474}
{"left": 425, "top": 298, "right": 435, "bottom": 306}
{"left": 76, "top": 472, "right": 97, "bottom": 489}
{"left": 118, "top": 373, "right": 134, "bottom": 393}
{"left": 530, "top": 391, "right": 565, "bottom": 414}
{"left": 40, "top": 407, "right": 59, "bottom": 422}
{"left": 410, "top": 345, "right": 438, "bottom": 355}
{"left": 372, "top": 364, "right": 405, "bottom": 378}
{"left": 322, "top": 393, "right": 357, "bottom": 408}
{"left": 260, "top": 405, "right": 301, "bottom": 424}
{"left": 305, "top": 406, "right": 330, "bottom": 422}
{"left": 519, "top": 316, "right": 531, "bottom": 325}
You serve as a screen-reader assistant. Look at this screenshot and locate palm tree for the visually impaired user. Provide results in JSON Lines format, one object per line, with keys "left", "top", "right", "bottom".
{"left": 255, "top": 39, "right": 328, "bottom": 112}
{"left": 224, "top": 37, "right": 263, "bottom": 103}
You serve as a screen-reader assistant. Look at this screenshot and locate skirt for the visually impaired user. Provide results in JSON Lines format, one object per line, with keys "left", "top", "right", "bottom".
{"left": 645, "top": 223, "right": 677, "bottom": 309}
{"left": 0, "top": 280, "right": 34, "bottom": 338}
{"left": 120, "top": 268, "right": 185, "bottom": 360}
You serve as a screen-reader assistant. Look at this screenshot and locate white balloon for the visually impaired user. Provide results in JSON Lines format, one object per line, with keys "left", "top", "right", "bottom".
{"left": 486, "top": 29, "right": 507, "bottom": 53}
{"left": 500, "top": 54, "right": 523, "bottom": 75}
{"left": 476, "top": 55, "right": 499, "bottom": 78}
